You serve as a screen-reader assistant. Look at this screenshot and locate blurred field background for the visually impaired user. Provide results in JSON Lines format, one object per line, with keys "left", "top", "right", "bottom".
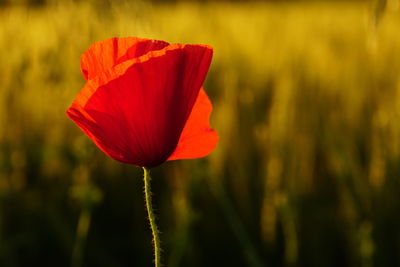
{"left": 1, "top": 0, "right": 400, "bottom": 266}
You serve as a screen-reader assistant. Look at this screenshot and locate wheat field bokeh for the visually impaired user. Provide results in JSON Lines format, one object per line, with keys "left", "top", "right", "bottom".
{"left": 1, "top": 0, "right": 400, "bottom": 266}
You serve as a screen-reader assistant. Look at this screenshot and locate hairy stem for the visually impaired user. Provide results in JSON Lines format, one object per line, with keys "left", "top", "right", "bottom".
{"left": 143, "top": 167, "right": 161, "bottom": 267}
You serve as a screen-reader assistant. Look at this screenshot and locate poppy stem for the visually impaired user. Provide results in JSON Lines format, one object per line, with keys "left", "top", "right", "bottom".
{"left": 143, "top": 167, "right": 162, "bottom": 267}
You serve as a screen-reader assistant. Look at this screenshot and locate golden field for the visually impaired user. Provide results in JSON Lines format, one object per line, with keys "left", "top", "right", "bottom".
{"left": 1, "top": 1, "right": 400, "bottom": 266}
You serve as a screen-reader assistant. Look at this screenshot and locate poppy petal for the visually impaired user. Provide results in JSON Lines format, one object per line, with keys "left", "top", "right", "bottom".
{"left": 80, "top": 37, "right": 169, "bottom": 80}
{"left": 67, "top": 44, "right": 213, "bottom": 167}
{"left": 167, "top": 88, "right": 218, "bottom": 161}
{"left": 67, "top": 106, "right": 133, "bottom": 163}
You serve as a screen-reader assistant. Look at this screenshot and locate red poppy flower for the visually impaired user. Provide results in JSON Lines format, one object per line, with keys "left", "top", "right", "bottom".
{"left": 66, "top": 37, "right": 218, "bottom": 168}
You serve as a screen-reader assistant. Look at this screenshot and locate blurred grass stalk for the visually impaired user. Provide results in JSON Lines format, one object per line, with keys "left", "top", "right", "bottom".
{"left": 210, "top": 178, "right": 265, "bottom": 267}
{"left": 70, "top": 166, "right": 101, "bottom": 267}
{"left": 71, "top": 208, "right": 91, "bottom": 267}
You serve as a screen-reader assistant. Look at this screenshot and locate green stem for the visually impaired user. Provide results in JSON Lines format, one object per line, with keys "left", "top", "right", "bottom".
{"left": 143, "top": 167, "right": 161, "bottom": 267}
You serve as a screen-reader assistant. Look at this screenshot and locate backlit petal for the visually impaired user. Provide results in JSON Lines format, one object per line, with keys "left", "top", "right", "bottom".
{"left": 80, "top": 37, "right": 169, "bottom": 80}
{"left": 168, "top": 88, "right": 218, "bottom": 161}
